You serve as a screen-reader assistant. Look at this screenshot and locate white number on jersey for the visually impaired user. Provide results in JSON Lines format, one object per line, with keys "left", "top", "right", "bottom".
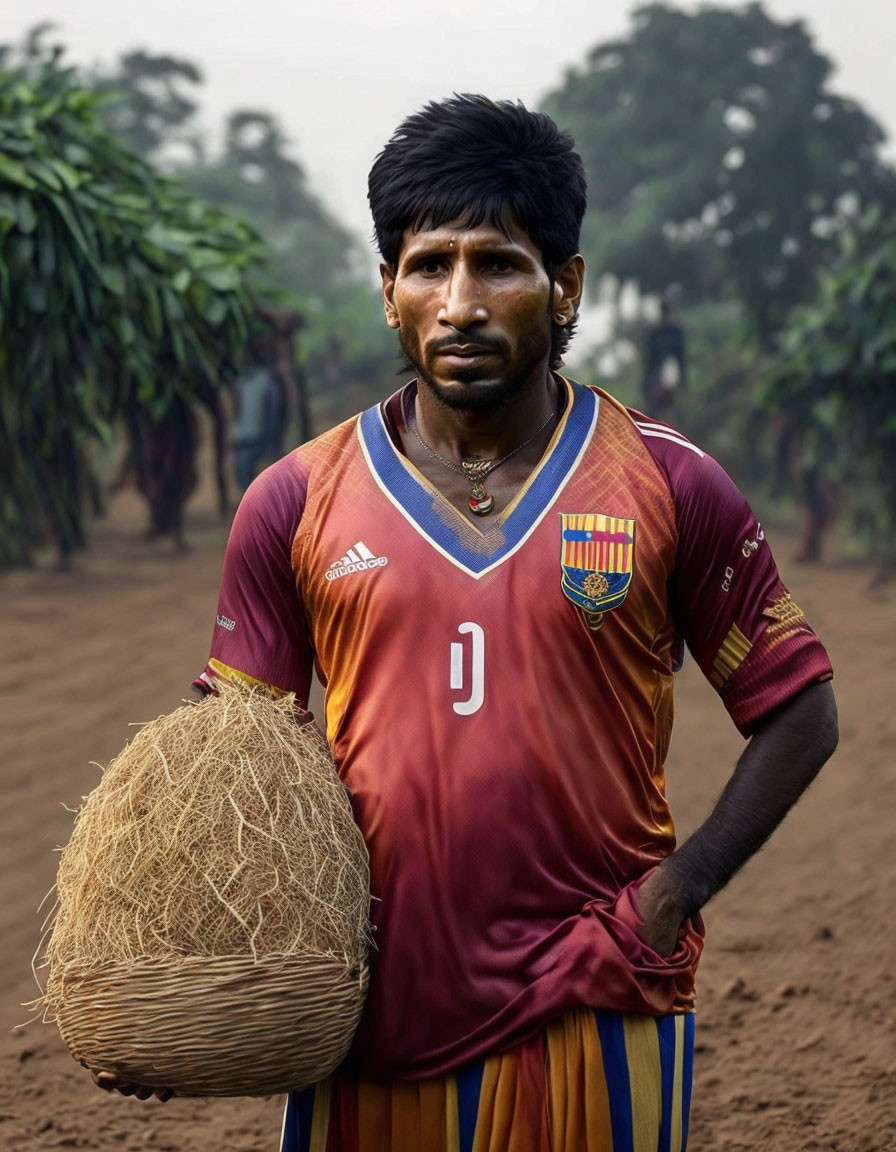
{"left": 450, "top": 622, "right": 485, "bottom": 715}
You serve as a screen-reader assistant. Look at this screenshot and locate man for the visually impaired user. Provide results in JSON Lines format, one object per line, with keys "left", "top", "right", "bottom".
{"left": 642, "top": 299, "right": 686, "bottom": 418}
{"left": 99, "top": 95, "right": 837, "bottom": 1151}
{"left": 231, "top": 331, "right": 288, "bottom": 492}
{"left": 110, "top": 391, "right": 199, "bottom": 551}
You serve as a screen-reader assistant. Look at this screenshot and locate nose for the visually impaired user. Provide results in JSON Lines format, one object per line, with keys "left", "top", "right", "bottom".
{"left": 437, "top": 264, "right": 488, "bottom": 330}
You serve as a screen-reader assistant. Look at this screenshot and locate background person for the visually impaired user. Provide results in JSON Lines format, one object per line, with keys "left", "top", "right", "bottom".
{"left": 110, "top": 391, "right": 200, "bottom": 551}
{"left": 230, "top": 332, "right": 288, "bottom": 491}
{"left": 642, "top": 298, "right": 687, "bottom": 418}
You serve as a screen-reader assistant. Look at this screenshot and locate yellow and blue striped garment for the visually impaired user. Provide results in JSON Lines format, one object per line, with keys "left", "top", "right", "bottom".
{"left": 281, "top": 1008, "right": 694, "bottom": 1152}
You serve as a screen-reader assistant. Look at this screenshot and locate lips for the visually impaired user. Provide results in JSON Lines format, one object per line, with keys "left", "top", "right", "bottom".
{"left": 437, "top": 344, "right": 495, "bottom": 357}
{"left": 434, "top": 344, "right": 501, "bottom": 370}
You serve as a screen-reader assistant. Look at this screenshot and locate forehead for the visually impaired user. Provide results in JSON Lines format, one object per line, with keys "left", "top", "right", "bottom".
{"left": 398, "top": 216, "right": 543, "bottom": 261}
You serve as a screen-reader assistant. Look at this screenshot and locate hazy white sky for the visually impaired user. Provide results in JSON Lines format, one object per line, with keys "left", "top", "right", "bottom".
{"left": 4, "top": 0, "right": 895, "bottom": 245}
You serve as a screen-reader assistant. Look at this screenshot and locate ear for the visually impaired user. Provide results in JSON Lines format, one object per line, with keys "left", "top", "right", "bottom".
{"left": 381, "top": 263, "right": 400, "bottom": 329}
{"left": 551, "top": 254, "right": 586, "bottom": 324}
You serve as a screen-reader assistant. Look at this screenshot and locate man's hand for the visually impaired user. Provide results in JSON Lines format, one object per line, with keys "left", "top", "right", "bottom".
{"left": 634, "top": 680, "right": 838, "bottom": 957}
{"left": 633, "top": 865, "right": 690, "bottom": 957}
{"left": 91, "top": 1069, "right": 175, "bottom": 1103}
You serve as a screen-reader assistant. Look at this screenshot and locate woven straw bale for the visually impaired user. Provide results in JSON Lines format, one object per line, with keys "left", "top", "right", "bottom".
{"left": 35, "top": 679, "right": 371, "bottom": 1095}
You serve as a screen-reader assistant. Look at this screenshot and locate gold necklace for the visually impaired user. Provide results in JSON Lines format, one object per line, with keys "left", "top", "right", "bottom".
{"left": 411, "top": 405, "right": 556, "bottom": 516}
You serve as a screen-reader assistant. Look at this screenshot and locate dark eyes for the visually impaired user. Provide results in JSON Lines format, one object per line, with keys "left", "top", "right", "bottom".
{"left": 410, "top": 256, "right": 515, "bottom": 275}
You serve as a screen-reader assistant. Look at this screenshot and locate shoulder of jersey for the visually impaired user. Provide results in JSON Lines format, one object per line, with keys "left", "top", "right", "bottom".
{"left": 630, "top": 413, "right": 705, "bottom": 460}
{"left": 296, "top": 411, "right": 363, "bottom": 461}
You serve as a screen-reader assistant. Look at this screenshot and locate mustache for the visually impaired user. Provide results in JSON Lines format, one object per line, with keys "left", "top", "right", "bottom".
{"left": 426, "top": 331, "right": 510, "bottom": 356}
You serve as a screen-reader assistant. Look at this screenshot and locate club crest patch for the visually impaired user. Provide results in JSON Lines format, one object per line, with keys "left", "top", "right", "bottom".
{"left": 560, "top": 513, "right": 636, "bottom": 627}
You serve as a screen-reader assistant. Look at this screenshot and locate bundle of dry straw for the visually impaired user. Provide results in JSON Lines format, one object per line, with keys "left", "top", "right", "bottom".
{"left": 36, "top": 678, "right": 371, "bottom": 1097}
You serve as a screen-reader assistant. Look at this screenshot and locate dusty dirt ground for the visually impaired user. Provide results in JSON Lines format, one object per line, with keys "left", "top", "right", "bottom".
{"left": 1, "top": 474, "right": 894, "bottom": 1152}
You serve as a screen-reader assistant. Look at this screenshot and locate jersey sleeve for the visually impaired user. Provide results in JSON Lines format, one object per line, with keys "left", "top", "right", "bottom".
{"left": 647, "top": 428, "right": 833, "bottom": 736}
{"left": 197, "top": 454, "right": 315, "bottom": 703}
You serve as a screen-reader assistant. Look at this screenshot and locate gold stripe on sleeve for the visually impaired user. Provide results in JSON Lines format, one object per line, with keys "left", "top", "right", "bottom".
{"left": 709, "top": 623, "right": 753, "bottom": 690}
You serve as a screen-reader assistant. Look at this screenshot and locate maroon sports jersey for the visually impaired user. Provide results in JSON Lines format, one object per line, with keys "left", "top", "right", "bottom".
{"left": 199, "top": 378, "right": 832, "bottom": 1077}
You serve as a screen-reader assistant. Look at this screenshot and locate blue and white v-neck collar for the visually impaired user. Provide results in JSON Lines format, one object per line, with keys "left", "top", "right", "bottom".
{"left": 357, "top": 377, "right": 599, "bottom": 579}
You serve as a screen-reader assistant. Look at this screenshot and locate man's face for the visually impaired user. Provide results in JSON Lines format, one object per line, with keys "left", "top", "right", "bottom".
{"left": 381, "top": 218, "right": 556, "bottom": 411}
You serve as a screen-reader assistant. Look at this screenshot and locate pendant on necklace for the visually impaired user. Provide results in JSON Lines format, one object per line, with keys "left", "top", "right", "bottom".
{"left": 462, "top": 459, "right": 496, "bottom": 516}
{"left": 468, "top": 492, "right": 495, "bottom": 516}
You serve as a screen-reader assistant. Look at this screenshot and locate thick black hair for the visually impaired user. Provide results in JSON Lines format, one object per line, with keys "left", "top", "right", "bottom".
{"left": 368, "top": 94, "right": 587, "bottom": 366}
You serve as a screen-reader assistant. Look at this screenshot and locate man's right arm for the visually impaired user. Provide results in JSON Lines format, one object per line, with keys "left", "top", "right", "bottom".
{"left": 198, "top": 453, "right": 315, "bottom": 702}
{"left": 92, "top": 456, "right": 315, "bottom": 1103}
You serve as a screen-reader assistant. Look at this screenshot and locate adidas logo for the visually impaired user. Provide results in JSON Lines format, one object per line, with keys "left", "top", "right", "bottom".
{"left": 325, "top": 540, "right": 388, "bottom": 582}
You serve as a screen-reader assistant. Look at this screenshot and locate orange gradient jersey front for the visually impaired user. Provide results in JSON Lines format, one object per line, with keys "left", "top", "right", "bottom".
{"left": 202, "top": 378, "right": 832, "bottom": 1078}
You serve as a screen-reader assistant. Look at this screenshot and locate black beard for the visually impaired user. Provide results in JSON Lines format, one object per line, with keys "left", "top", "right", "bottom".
{"left": 397, "top": 328, "right": 550, "bottom": 413}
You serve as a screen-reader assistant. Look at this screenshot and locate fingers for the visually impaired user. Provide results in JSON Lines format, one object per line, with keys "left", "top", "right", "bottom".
{"left": 92, "top": 1070, "right": 121, "bottom": 1092}
{"left": 91, "top": 1069, "right": 174, "bottom": 1102}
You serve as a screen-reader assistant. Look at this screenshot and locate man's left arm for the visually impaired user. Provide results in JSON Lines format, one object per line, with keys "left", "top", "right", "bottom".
{"left": 636, "top": 437, "right": 839, "bottom": 956}
{"left": 636, "top": 678, "right": 838, "bottom": 955}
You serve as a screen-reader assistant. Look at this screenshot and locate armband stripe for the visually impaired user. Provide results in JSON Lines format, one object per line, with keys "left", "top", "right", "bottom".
{"left": 710, "top": 624, "right": 752, "bottom": 690}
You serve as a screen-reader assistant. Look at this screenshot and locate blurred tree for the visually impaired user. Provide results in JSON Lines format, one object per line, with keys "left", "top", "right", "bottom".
{"left": 183, "top": 109, "right": 397, "bottom": 421}
{"left": 185, "top": 109, "right": 366, "bottom": 302}
{"left": 544, "top": 2, "right": 896, "bottom": 347}
{"left": 4, "top": 31, "right": 205, "bottom": 166}
{"left": 184, "top": 108, "right": 397, "bottom": 427}
{"left": 1, "top": 28, "right": 415, "bottom": 452}
{"left": 0, "top": 57, "right": 263, "bottom": 567}
{"left": 91, "top": 49, "right": 205, "bottom": 167}
{"left": 0, "top": 21, "right": 66, "bottom": 71}
{"left": 769, "top": 208, "right": 896, "bottom": 572}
